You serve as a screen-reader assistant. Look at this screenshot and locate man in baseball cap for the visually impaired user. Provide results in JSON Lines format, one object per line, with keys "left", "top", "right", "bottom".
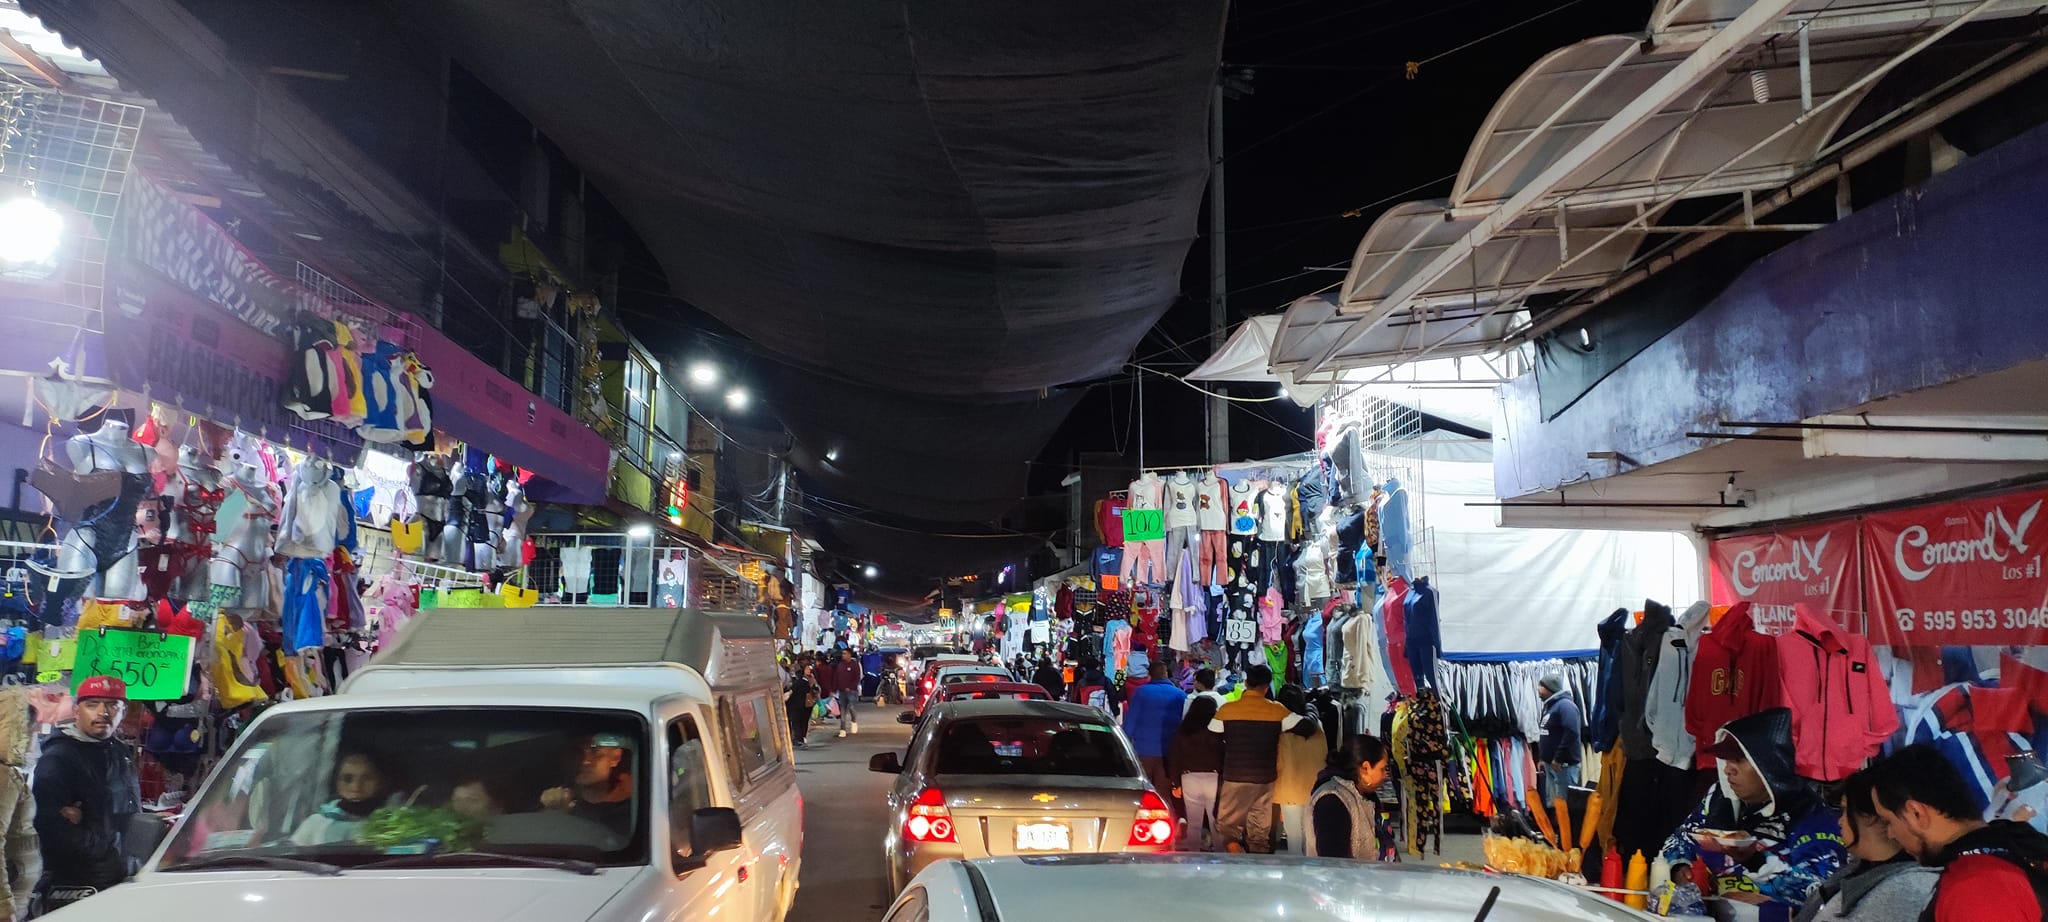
{"left": 32, "top": 675, "right": 141, "bottom": 911}
{"left": 541, "top": 731, "right": 637, "bottom": 837}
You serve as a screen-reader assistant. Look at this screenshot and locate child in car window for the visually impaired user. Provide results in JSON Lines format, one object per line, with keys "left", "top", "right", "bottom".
{"left": 290, "top": 750, "right": 393, "bottom": 845}
{"left": 449, "top": 776, "right": 504, "bottom": 821}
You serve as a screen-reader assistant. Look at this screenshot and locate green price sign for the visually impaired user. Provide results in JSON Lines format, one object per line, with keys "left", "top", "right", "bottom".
{"left": 1122, "top": 508, "right": 1165, "bottom": 542}
{"left": 71, "top": 629, "right": 195, "bottom": 701}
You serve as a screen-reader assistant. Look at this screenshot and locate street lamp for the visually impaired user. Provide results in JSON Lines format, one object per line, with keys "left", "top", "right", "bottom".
{"left": 0, "top": 196, "right": 63, "bottom": 280}
{"left": 725, "top": 387, "right": 749, "bottom": 411}
{"left": 864, "top": 565, "right": 879, "bottom": 579}
{"left": 687, "top": 362, "right": 719, "bottom": 388}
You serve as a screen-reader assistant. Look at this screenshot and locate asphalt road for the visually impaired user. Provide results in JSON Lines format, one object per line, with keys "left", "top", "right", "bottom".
{"left": 787, "top": 698, "right": 913, "bottom": 922}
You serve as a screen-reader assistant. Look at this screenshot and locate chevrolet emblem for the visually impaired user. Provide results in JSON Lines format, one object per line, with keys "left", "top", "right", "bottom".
{"left": 1031, "top": 793, "right": 1057, "bottom": 804}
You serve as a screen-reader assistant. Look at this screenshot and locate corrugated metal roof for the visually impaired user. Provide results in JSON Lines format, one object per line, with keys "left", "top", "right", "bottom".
{"left": 374, "top": 608, "right": 773, "bottom": 684}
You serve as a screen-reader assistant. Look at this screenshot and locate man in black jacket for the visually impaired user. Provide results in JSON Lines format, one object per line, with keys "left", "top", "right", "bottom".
{"left": 33, "top": 675, "right": 140, "bottom": 912}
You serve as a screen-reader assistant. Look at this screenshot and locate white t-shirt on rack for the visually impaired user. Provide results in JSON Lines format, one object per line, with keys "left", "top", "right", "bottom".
{"left": 1164, "top": 472, "right": 1199, "bottom": 529}
{"left": 1197, "top": 474, "right": 1228, "bottom": 531}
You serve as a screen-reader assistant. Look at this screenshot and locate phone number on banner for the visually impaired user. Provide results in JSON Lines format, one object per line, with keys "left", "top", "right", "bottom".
{"left": 1891, "top": 605, "right": 2048, "bottom": 639}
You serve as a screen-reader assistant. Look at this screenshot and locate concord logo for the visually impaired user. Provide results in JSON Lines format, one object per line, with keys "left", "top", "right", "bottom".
{"left": 1730, "top": 534, "right": 1831, "bottom": 597}
{"left": 1894, "top": 500, "right": 2041, "bottom": 582}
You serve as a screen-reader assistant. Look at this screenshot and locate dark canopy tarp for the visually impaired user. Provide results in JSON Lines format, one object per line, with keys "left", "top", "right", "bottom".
{"left": 403, "top": 0, "right": 1227, "bottom": 568}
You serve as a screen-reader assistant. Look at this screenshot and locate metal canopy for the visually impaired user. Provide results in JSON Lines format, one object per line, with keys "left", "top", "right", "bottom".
{"left": 1278, "top": 0, "right": 2040, "bottom": 378}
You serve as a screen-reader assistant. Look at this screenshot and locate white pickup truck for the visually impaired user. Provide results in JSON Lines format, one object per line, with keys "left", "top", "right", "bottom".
{"left": 57, "top": 608, "right": 803, "bottom": 922}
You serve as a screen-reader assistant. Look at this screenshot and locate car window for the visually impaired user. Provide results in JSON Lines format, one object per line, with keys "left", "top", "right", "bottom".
{"left": 718, "top": 694, "right": 788, "bottom": 788}
{"left": 667, "top": 717, "right": 714, "bottom": 859}
{"left": 933, "top": 717, "right": 1136, "bottom": 777}
{"left": 159, "top": 707, "right": 649, "bottom": 868}
{"left": 883, "top": 886, "right": 929, "bottom": 922}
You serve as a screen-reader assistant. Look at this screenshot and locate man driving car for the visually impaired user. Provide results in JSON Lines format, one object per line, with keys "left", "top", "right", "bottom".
{"left": 541, "top": 733, "right": 637, "bottom": 836}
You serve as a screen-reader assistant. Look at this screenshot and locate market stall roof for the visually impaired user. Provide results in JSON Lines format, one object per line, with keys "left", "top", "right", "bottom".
{"left": 1282, "top": 0, "right": 2044, "bottom": 378}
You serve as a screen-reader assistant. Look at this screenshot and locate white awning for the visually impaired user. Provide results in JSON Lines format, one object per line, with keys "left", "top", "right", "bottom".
{"left": 1290, "top": 0, "right": 2042, "bottom": 376}
{"left": 1185, "top": 310, "right": 1332, "bottom": 406}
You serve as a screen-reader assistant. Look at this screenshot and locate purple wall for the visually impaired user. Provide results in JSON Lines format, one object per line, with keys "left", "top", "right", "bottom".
{"left": 1497, "top": 117, "right": 2048, "bottom": 499}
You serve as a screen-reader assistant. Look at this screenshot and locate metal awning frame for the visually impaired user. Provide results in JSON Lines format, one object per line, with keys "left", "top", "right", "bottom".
{"left": 1297, "top": 0, "right": 2016, "bottom": 377}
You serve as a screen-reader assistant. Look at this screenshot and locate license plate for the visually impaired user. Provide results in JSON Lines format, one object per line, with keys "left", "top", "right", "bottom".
{"left": 1014, "top": 823, "right": 1071, "bottom": 851}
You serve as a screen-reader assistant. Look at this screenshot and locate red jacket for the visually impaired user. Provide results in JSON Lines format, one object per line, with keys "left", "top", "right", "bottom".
{"left": 1684, "top": 602, "right": 1779, "bottom": 768}
{"left": 1932, "top": 854, "right": 2045, "bottom": 922}
{"left": 1773, "top": 607, "right": 1898, "bottom": 782}
{"left": 819, "top": 659, "right": 862, "bottom": 696}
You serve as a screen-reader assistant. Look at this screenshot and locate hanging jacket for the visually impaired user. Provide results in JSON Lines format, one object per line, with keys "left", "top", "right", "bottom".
{"left": 1378, "top": 480, "right": 1411, "bottom": 579}
{"left": 1645, "top": 601, "right": 1712, "bottom": 769}
{"left": 1661, "top": 708, "right": 1845, "bottom": 907}
{"left": 1403, "top": 578, "right": 1440, "bottom": 690}
{"left": 1774, "top": 607, "right": 1899, "bottom": 782}
{"left": 1591, "top": 608, "right": 1630, "bottom": 753}
{"left": 32, "top": 727, "right": 139, "bottom": 891}
{"left": 1619, "top": 600, "right": 1675, "bottom": 759}
{"left": 1381, "top": 577, "right": 1414, "bottom": 695}
{"left": 1686, "top": 602, "right": 1779, "bottom": 768}
{"left": 1301, "top": 611, "right": 1326, "bottom": 688}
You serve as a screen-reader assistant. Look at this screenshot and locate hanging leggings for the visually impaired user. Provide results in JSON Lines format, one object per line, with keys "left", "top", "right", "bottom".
{"left": 1222, "top": 535, "right": 1259, "bottom": 671}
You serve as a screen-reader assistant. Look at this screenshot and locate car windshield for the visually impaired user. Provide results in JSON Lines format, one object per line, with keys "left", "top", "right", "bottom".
{"left": 934, "top": 717, "right": 1136, "bottom": 777}
{"left": 160, "top": 707, "right": 648, "bottom": 870}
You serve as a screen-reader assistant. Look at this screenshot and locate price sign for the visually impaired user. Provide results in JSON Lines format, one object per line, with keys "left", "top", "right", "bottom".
{"left": 1122, "top": 508, "right": 1165, "bottom": 542}
{"left": 71, "top": 629, "right": 195, "bottom": 701}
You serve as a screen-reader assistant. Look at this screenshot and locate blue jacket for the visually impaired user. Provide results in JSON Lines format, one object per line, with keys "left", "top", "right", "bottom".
{"left": 1591, "top": 607, "right": 1629, "bottom": 753}
{"left": 1538, "top": 689, "right": 1583, "bottom": 765}
{"left": 1122, "top": 681, "right": 1187, "bottom": 759}
{"left": 1402, "top": 578, "right": 1440, "bottom": 688}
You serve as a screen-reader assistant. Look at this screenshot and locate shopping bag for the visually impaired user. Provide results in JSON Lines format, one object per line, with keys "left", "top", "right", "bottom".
{"left": 499, "top": 578, "right": 538, "bottom": 608}
{"left": 441, "top": 588, "right": 485, "bottom": 609}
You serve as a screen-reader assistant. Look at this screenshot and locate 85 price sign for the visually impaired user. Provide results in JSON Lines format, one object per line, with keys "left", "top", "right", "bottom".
{"left": 70, "top": 629, "right": 195, "bottom": 701}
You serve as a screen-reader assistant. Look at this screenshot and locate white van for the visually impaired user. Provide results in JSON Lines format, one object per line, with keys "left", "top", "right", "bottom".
{"left": 56, "top": 608, "right": 803, "bottom": 922}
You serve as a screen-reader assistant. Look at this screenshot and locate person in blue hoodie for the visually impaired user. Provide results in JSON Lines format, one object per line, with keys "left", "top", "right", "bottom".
{"left": 1665, "top": 708, "right": 1846, "bottom": 913}
{"left": 1537, "top": 674, "right": 1583, "bottom": 808}
{"left": 1123, "top": 662, "right": 1187, "bottom": 808}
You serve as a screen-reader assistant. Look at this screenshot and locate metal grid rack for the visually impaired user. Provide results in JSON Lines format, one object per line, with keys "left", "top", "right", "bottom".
{"left": 0, "top": 86, "right": 142, "bottom": 331}
{"left": 1323, "top": 388, "right": 1436, "bottom": 580}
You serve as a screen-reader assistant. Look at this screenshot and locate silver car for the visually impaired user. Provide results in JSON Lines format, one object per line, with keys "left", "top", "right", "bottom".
{"left": 889, "top": 854, "right": 1662, "bottom": 921}
{"left": 868, "top": 699, "right": 1173, "bottom": 894}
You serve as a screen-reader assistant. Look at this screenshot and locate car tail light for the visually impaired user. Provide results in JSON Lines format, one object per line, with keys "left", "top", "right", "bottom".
{"left": 904, "top": 787, "right": 955, "bottom": 844}
{"left": 1127, "top": 790, "right": 1174, "bottom": 847}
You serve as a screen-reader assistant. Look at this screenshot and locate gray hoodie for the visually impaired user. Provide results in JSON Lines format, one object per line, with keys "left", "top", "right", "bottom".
{"left": 1792, "top": 858, "right": 1938, "bottom": 922}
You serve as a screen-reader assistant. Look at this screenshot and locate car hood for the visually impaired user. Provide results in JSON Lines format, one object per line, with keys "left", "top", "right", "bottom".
{"left": 44, "top": 868, "right": 639, "bottom": 921}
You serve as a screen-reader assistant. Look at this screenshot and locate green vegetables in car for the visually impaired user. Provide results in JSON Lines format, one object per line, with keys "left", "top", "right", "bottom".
{"left": 355, "top": 805, "right": 485, "bottom": 853}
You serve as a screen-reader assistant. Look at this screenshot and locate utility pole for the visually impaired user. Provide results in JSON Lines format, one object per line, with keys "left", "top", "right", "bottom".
{"left": 1207, "top": 69, "right": 1254, "bottom": 466}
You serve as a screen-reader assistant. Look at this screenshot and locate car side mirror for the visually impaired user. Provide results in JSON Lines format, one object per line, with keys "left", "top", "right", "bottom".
{"left": 896, "top": 710, "right": 917, "bottom": 725}
{"left": 673, "top": 807, "right": 744, "bottom": 876}
{"left": 126, "top": 812, "right": 171, "bottom": 863}
{"left": 869, "top": 752, "right": 903, "bottom": 774}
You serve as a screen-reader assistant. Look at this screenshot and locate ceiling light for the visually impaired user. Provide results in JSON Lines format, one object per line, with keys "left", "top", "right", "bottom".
{"left": 627, "top": 524, "right": 653, "bottom": 538}
{"left": 0, "top": 197, "right": 63, "bottom": 272}
{"left": 864, "top": 565, "right": 879, "bottom": 578}
{"left": 725, "top": 387, "right": 749, "bottom": 410}
{"left": 825, "top": 448, "right": 839, "bottom": 462}
{"left": 688, "top": 362, "right": 719, "bottom": 387}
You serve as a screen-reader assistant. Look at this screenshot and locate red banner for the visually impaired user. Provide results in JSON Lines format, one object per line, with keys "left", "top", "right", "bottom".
{"left": 1862, "top": 486, "right": 2048, "bottom": 647}
{"left": 1709, "top": 520, "right": 1862, "bottom": 634}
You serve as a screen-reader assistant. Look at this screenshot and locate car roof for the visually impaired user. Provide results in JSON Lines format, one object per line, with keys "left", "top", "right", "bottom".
{"left": 956, "top": 854, "right": 1648, "bottom": 921}
{"left": 930, "top": 698, "right": 1108, "bottom": 722}
{"left": 934, "top": 663, "right": 1008, "bottom": 675}
{"left": 937, "top": 682, "right": 1050, "bottom": 699}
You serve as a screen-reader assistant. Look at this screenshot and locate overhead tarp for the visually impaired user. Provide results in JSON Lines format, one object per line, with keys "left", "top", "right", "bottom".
{"left": 399, "top": 0, "right": 1229, "bottom": 545}
{"left": 1388, "top": 442, "right": 1701, "bottom": 654}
